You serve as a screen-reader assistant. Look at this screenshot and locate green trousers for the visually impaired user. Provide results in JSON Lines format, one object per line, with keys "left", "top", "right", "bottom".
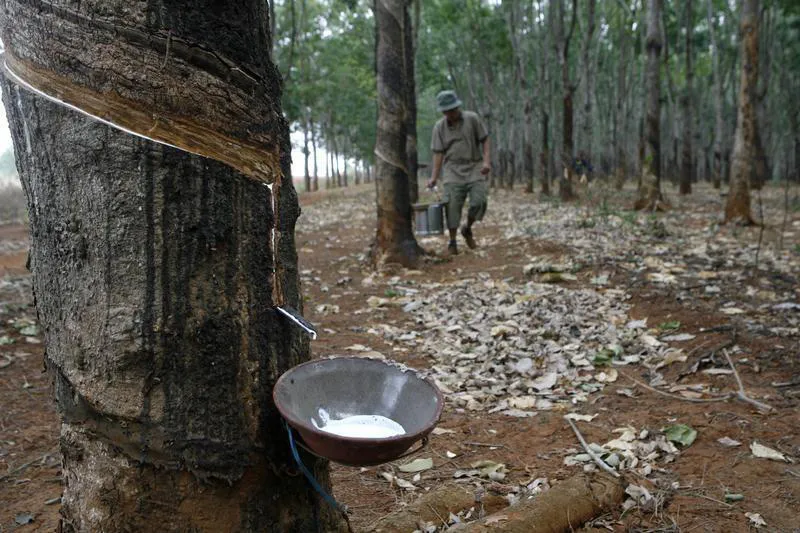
{"left": 443, "top": 180, "right": 488, "bottom": 230}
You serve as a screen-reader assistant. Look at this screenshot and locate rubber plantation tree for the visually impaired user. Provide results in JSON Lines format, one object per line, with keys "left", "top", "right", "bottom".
{"left": 0, "top": 2, "right": 341, "bottom": 531}
{"left": 554, "top": 0, "right": 578, "bottom": 202}
{"left": 635, "top": 0, "right": 667, "bottom": 211}
{"left": 725, "top": 0, "right": 761, "bottom": 223}
{"left": 374, "top": 0, "right": 421, "bottom": 267}
{"left": 679, "top": 0, "right": 694, "bottom": 195}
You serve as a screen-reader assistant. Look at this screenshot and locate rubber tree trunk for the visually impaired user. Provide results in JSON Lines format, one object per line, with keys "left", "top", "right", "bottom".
{"left": 635, "top": 0, "right": 666, "bottom": 211}
{"left": 304, "top": 113, "right": 312, "bottom": 193}
{"left": 0, "top": 1, "right": 339, "bottom": 531}
{"left": 580, "top": 0, "right": 597, "bottom": 179}
{"left": 680, "top": 0, "right": 694, "bottom": 195}
{"left": 725, "top": 0, "right": 760, "bottom": 224}
{"left": 555, "top": 0, "right": 578, "bottom": 202}
{"left": 373, "top": 0, "right": 420, "bottom": 268}
{"left": 708, "top": 0, "right": 724, "bottom": 189}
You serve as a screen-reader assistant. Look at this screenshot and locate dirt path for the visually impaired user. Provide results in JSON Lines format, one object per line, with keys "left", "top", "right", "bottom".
{"left": 1, "top": 183, "right": 799, "bottom": 532}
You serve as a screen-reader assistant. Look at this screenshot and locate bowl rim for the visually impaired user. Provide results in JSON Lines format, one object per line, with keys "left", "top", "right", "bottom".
{"left": 272, "top": 356, "right": 444, "bottom": 444}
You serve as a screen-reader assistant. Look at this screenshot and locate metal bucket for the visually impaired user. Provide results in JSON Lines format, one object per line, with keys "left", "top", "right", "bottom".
{"left": 273, "top": 357, "right": 443, "bottom": 466}
{"left": 412, "top": 203, "right": 445, "bottom": 235}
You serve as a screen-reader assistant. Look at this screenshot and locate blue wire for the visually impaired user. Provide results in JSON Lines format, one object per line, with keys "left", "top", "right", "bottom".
{"left": 285, "top": 421, "right": 348, "bottom": 515}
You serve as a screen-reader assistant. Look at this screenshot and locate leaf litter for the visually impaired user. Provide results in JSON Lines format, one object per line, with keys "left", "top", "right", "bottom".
{"left": 296, "top": 186, "right": 799, "bottom": 531}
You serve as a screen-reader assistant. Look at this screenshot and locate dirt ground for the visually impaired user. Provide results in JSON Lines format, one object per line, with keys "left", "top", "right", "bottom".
{"left": 1, "top": 182, "right": 799, "bottom": 532}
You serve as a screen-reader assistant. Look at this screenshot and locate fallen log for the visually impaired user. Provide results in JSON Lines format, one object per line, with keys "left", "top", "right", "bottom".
{"left": 452, "top": 472, "right": 625, "bottom": 532}
{"left": 369, "top": 484, "right": 508, "bottom": 532}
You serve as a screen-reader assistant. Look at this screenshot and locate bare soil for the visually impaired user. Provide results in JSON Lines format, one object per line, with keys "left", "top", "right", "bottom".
{"left": 1, "top": 184, "right": 799, "bottom": 533}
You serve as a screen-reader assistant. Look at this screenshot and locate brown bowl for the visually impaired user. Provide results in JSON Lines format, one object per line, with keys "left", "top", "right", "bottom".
{"left": 273, "top": 357, "right": 444, "bottom": 466}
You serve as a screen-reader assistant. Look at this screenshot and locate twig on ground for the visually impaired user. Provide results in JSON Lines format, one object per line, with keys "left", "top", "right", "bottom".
{"left": 427, "top": 503, "right": 449, "bottom": 529}
{"left": 563, "top": 416, "right": 620, "bottom": 478}
{"left": 784, "top": 469, "right": 800, "bottom": 479}
{"left": 722, "top": 349, "right": 774, "bottom": 413}
{"left": 464, "top": 442, "right": 505, "bottom": 449}
{"left": 772, "top": 380, "right": 800, "bottom": 388}
{"left": 621, "top": 371, "right": 732, "bottom": 404}
{"left": 680, "top": 491, "right": 734, "bottom": 509}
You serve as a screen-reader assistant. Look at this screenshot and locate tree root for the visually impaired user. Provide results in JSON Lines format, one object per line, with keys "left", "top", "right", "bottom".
{"left": 369, "top": 485, "right": 507, "bottom": 532}
{"left": 452, "top": 472, "right": 625, "bottom": 532}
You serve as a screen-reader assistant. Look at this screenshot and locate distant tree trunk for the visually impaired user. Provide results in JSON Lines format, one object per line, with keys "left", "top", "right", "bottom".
{"left": 373, "top": 0, "right": 420, "bottom": 267}
{"left": 580, "top": 0, "right": 597, "bottom": 179}
{"left": 613, "top": 9, "right": 629, "bottom": 189}
{"left": 635, "top": 0, "right": 666, "bottom": 211}
{"left": 303, "top": 114, "right": 312, "bottom": 193}
{"left": 0, "top": 1, "right": 340, "bottom": 531}
{"left": 311, "top": 121, "right": 320, "bottom": 191}
{"left": 707, "top": 0, "right": 723, "bottom": 189}
{"left": 725, "top": 0, "right": 760, "bottom": 224}
{"left": 326, "top": 143, "right": 332, "bottom": 188}
{"left": 555, "top": 0, "right": 578, "bottom": 201}
{"left": 680, "top": 0, "right": 694, "bottom": 195}
{"left": 541, "top": 111, "right": 551, "bottom": 195}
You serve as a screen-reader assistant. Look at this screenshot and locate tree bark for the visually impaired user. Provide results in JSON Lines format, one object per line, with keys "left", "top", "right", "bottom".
{"left": 580, "top": 0, "right": 597, "bottom": 179}
{"left": 373, "top": 0, "right": 420, "bottom": 268}
{"left": 311, "top": 119, "right": 320, "bottom": 191}
{"left": 555, "top": 0, "right": 578, "bottom": 202}
{"left": 0, "top": 1, "right": 340, "bottom": 532}
{"left": 708, "top": 0, "right": 724, "bottom": 189}
{"left": 613, "top": 7, "right": 629, "bottom": 189}
{"left": 541, "top": 111, "right": 551, "bottom": 196}
{"left": 725, "top": 0, "right": 760, "bottom": 224}
{"left": 635, "top": 0, "right": 666, "bottom": 211}
{"left": 304, "top": 113, "right": 312, "bottom": 193}
{"left": 680, "top": 0, "right": 694, "bottom": 195}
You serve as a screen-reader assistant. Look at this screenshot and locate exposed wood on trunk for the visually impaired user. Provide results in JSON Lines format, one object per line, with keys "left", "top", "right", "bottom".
{"left": 373, "top": 0, "right": 420, "bottom": 268}
{"left": 725, "top": 0, "right": 760, "bottom": 224}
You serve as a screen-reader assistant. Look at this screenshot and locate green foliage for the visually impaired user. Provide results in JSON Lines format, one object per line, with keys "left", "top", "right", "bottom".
{"left": 658, "top": 320, "right": 681, "bottom": 331}
{"left": 269, "top": 0, "right": 798, "bottom": 188}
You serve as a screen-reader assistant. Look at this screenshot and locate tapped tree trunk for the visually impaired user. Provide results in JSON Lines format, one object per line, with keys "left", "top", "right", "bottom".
{"left": 635, "top": 0, "right": 666, "bottom": 211}
{"left": 373, "top": 0, "right": 420, "bottom": 268}
{"left": 0, "top": 1, "right": 339, "bottom": 532}
{"left": 680, "top": 0, "right": 694, "bottom": 195}
{"left": 725, "top": 0, "right": 760, "bottom": 224}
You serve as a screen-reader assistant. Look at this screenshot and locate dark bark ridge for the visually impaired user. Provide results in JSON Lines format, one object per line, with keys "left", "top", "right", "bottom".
{"left": 1, "top": 0, "right": 283, "bottom": 184}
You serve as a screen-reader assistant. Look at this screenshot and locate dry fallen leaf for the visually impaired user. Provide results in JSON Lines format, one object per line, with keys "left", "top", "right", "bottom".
{"left": 750, "top": 442, "right": 788, "bottom": 462}
{"left": 398, "top": 457, "right": 433, "bottom": 473}
{"left": 484, "top": 514, "right": 509, "bottom": 525}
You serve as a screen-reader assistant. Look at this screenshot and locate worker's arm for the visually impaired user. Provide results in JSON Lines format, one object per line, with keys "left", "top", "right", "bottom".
{"left": 428, "top": 152, "right": 444, "bottom": 188}
{"left": 480, "top": 137, "right": 491, "bottom": 176}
